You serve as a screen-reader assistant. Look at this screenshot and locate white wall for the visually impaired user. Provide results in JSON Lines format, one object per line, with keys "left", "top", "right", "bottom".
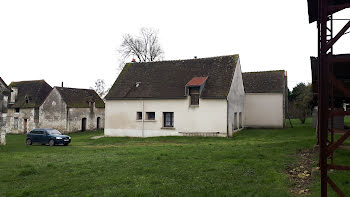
{"left": 244, "top": 93, "right": 284, "bottom": 128}
{"left": 227, "top": 58, "right": 245, "bottom": 136}
{"left": 105, "top": 97, "right": 227, "bottom": 137}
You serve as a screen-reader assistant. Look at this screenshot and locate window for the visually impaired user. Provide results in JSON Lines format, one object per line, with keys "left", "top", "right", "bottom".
{"left": 15, "top": 108, "right": 20, "bottom": 113}
{"left": 189, "top": 87, "right": 200, "bottom": 105}
{"left": 234, "top": 112, "right": 238, "bottom": 130}
{"left": 14, "top": 117, "right": 18, "bottom": 129}
{"left": 146, "top": 112, "right": 155, "bottom": 120}
{"left": 239, "top": 112, "right": 242, "bottom": 128}
{"left": 10, "top": 88, "right": 17, "bottom": 103}
{"left": 136, "top": 112, "right": 142, "bottom": 120}
{"left": 25, "top": 96, "right": 29, "bottom": 104}
{"left": 163, "top": 112, "right": 174, "bottom": 127}
{"left": 3, "top": 96, "right": 8, "bottom": 106}
{"left": 190, "top": 94, "right": 199, "bottom": 105}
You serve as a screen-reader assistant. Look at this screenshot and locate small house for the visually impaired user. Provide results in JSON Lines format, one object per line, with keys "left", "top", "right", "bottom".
{"left": 242, "top": 70, "right": 287, "bottom": 128}
{"left": 104, "top": 55, "right": 245, "bottom": 137}
{"left": 0, "top": 77, "right": 11, "bottom": 129}
{"left": 39, "top": 86, "right": 105, "bottom": 133}
{"left": 6, "top": 80, "right": 52, "bottom": 133}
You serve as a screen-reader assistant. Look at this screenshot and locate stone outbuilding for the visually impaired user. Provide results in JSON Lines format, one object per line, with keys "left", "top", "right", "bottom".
{"left": 39, "top": 86, "right": 105, "bottom": 133}
{"left": 6, "top": 80, "right": 52, "bottom": 134}
{"left": 0, "top": 77, "right": 11, "bottom": 129}
{"left": 242, "top": 70, "right": 287, "bottom": 128}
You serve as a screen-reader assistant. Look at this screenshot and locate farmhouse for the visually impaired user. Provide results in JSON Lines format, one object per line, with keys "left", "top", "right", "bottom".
{"left": 39, "top": 86, "right": 105, "bottom": 133}
{"left": 0, "top": 77, "right": 11, "bottom": 129}
{"left": 105, "top": 55, "right": 245, "bottom": 137}
{"left": 6, "top": 80, "right": 52, "bottom": 134}
{"left": 242, "top": 70, "right": 287, "bottom": 128}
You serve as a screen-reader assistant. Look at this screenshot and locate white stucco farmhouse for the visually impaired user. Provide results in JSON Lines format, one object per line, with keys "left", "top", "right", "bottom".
{"left": 242, "top": 71, "right": 287, "bottom": 128}
{"left": 105, "top": 55, "right": 245, "bottom": 137}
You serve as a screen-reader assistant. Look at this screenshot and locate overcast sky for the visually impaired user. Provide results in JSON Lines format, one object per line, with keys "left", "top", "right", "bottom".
{"left": 1, "top": 0, "right": 350, "bottom": 90}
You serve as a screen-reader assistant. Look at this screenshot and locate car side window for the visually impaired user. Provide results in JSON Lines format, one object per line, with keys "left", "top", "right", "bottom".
{"left": 31, "top": 130, "right": 38, "bottom": 134}
{"left": 38, "top": 130, "right": 44, "bottom": 135}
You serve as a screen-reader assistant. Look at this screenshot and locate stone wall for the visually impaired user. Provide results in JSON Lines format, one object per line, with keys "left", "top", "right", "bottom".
{"left": 39, "top": 89, "right": 105, "bottom": 133}
{"left": 68, "top": 107, "right": 104, "bottom": 132}
{"left": 6, "top": 108, "right": 36, "bottom": 134}
{"left": 39, "top": 88, "right": 68, "bottom": 131}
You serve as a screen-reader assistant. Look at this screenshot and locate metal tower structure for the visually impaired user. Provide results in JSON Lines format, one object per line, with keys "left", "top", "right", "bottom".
{"left": 308, "top": 0, "right": 350, "bottom": 196}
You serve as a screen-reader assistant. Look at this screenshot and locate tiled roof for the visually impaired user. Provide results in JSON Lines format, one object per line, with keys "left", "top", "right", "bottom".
{"left": 0, "top": 77, "right": 10, "bottom": 92}
{"left": 55, "top": 87, "right": 105, "bottom": 108}
{"left": 186, "top": 77, "right": 208, "bottom": 86}
{"left": 105, "top": 55, "right": 239, "bottom": 100}
{"left": 9, "top": 80, "right": 52, "bottom": 108}
{"left": 242, "top": 70, "right": 286, "bottom": 93}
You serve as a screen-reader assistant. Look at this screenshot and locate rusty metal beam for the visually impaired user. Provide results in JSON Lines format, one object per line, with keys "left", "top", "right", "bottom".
{"left": 327, "top": 177, "right": 346, "bottom": 197}
{"left": 327, "top": 129, "right": 350, "bottom": 156}
{"left": 328, "top": 164, "right": 350, "bottom": 170}
{"left": 318, "top": 1, "right": 329, "bottom": 196}
{"left": 325, "top": 20, "right": 350, "bottom": 52}
{"left": 330, "top": 74, "right": 350, "bottom": 99}
{"left": 328, "top": 55, "right": 350, "bottom": 63}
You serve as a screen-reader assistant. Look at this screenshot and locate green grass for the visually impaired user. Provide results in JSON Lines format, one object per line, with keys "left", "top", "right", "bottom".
{"left": 0, "top": 120, "right": 348, "bottom": 197}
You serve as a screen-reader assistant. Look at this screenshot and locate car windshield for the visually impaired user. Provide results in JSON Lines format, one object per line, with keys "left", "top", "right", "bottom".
{"left": 47, "top": 129, "right": 62, "bottom": 135}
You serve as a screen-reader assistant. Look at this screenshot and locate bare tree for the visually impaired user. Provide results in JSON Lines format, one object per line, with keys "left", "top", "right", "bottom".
{"left": 90, "top": 79, "right": 108, "bottom": 98}
{"left": 119, "top": 27, "right": 163, "bottom": 62}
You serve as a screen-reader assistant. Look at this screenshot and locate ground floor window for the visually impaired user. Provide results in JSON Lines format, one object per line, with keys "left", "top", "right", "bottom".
{"left": 97, "top": 117, "right": 101, "bottom": 129}
{"left": 14, "top": 117, "right": 18, "bottom": 129}
{"left": 163, "top": 112, "right": 174, "bottom": 127}
{"left": 234, "top": 112, "right": 238, "bottom": 130}
{"left": 146, "top": 112, "right": 155, "bottom": 120}
{"left": 136, "top": 112, "right": 142, "bottom": 120}
{"left": 239, "top": 112, "right": 242, "bottom": 128}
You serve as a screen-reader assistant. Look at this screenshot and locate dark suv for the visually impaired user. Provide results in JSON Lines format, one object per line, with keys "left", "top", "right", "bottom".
{"left": 26, "top": 129, "right": 71, "bottom": 146}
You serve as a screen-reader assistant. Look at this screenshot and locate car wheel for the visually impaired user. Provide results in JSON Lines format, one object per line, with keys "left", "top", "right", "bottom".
{"left": 49, "top": 139, "right": 55, "bottom": 146}
{"left": 64, "top": 143, "right": 69, "bottom": 146}
{"left": 26, "top": 139, "right": 32, "bottom": 145}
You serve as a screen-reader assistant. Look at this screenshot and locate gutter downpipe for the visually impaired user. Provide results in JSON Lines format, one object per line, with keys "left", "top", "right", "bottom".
{"left": 142, "top": 99, "right": 144, "bottom": 138}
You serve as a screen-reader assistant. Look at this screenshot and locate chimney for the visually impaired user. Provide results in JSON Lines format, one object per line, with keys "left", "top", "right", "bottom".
{"left": 132, "top": 58, "right": 136, "bottom": 62}
{"left": 194, "top": 56, "right": 197, "bottom": 59}
{"left": 61, "top": 82, "right": 64, "bottom": 87}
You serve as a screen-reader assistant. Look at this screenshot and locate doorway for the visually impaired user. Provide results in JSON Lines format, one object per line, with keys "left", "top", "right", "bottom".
{"left": 23, "top": 119, "right": 28, "bottom": 134}
{"left": 96, "top": 117, "right": 101, "bottom": 129}
{"left": 81, "top": 118, "right": 87, "bottom": 132}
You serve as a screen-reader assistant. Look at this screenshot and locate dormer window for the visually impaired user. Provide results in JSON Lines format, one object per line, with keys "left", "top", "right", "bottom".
{"left": 25, "top": 96, "right": 29, "bottom": 104}
{"left": 10, "top": 87, "right": 18, "bottom": 103}
{"left": 189, "top": 87, "right": 200, "bottom": 105}
{"left": 185, "top": 77, "right": 208, "bottom": 106}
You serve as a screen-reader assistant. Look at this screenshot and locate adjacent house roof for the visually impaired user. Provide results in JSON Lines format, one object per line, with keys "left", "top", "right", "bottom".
{"left": 9, "top": 80, "right": 52, "bottom": 108}
{"left": 55, "top": 87, "right": 105, "bottom": 108}
{"left": 186, "top": 77, "right": 208, "bottom": 86}
{"left": 242, "top": 70, "right": 286, "bottom": 94}
{"left": 0, "top": 77, "right": 10, "bottom": 93}
{"left": 105, "top": 55, "right": 239, "bottom": 100}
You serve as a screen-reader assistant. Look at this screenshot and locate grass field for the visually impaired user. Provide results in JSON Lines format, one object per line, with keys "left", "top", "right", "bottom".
{"left": 0, "top": 119, "right": 349, "bottom": 197}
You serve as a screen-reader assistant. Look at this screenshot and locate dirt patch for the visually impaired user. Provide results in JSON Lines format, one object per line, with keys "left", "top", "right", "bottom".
{"left": 287, "top": 148, "right": 318, "bottom": 196}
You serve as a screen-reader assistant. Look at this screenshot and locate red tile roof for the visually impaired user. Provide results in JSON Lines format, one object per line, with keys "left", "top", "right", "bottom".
{"left": 186, "top": 77, "right": 208, "bottom": 86}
